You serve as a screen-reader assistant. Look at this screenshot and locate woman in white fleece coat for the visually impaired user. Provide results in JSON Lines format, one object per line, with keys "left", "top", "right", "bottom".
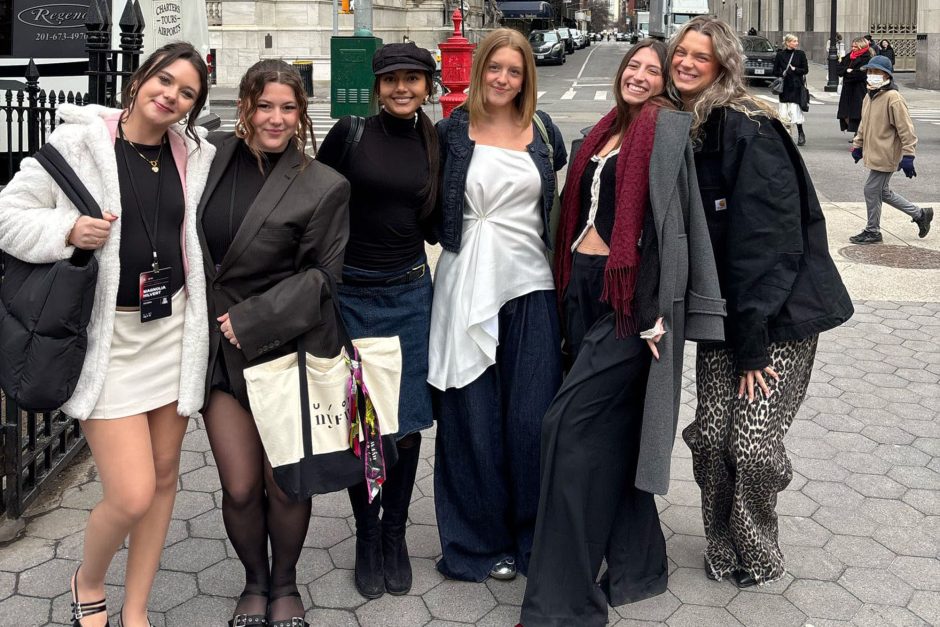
{"left": 0, "top": 43, "right": 215, "bottom": 627}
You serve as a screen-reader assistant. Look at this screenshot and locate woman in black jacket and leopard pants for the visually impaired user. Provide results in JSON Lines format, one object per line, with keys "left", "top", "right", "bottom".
{"left": 668, "top": 16, "right": 853, "bottom": 588}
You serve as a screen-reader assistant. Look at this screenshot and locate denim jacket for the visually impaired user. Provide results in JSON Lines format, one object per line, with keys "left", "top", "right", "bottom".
{"left": 435, "top": 107, "right": 568, "bottom": 253}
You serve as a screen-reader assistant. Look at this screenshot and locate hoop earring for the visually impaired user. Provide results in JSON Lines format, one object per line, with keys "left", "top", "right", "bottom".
{"left": 235, "top": 120, "right": 248, "bottom": 137}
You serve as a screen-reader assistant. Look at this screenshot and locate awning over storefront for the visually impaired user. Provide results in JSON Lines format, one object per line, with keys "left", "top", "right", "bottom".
{"left": 497, "top": 1, "right": 553, "bottom": 19}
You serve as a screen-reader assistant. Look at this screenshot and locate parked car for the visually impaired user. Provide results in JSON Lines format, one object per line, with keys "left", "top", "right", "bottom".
{"left": 741, "top": 35, "right": 777, "bottom": 83}
{"left": 570, "top": 29, "right": 587, "bottom": 49}
{"left": 529, "top": 29, "right": 566, "bottom": 65}
{"left": 615, "top": 31, "right": 629, "bottom": 42}
{"left": 557, "top": 27, "right": 576, "bottom": 54}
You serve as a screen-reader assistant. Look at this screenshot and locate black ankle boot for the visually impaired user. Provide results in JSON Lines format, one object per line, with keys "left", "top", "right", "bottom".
{"left": 797, "top": 124, "right": 806, "bottom": 146}
{"left": 348, "top": 482, "right": 384, "bottom": 599}
{"left": 381, "top": 434, "right": 422, "bottom": 595}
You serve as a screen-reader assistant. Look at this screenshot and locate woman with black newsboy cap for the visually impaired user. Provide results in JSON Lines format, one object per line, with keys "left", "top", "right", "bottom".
{"left": 317, "top": 42, "right": 440, "bottom": 600}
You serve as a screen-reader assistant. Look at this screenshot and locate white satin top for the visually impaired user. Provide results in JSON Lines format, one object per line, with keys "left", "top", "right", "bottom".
{"left": 428, "top": 144, "right": 554, "bottom": 390}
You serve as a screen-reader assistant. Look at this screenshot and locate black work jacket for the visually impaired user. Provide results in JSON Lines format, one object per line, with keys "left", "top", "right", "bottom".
{"left": 692, "top": 108, "right": 853, "bottom": 370}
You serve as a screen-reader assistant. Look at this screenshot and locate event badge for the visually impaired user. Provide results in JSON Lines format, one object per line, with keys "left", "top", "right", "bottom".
{"left": 139, "top": 267, "right": 173, "bottom": 323}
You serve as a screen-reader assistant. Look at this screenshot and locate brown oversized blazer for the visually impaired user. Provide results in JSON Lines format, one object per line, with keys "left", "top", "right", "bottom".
{"left": 196, "top": 132, "right": 351, "bottom": 410}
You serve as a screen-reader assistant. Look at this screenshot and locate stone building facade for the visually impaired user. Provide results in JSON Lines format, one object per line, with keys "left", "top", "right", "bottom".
{"left": 207, "top": 0, "right": 494, "bottom": 89}
{"left": 709, "top": 0, "right": 940, "bottom": 89}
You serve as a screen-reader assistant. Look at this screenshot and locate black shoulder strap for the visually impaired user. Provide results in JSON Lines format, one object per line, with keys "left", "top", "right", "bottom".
{"left": 33, "top": 144, "right": 103, "bottom": 220}
{"left": 338, "top": 115, "right": 365, "bottom": 173}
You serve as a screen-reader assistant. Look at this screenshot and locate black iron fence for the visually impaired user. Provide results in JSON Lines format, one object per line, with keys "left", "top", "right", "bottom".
{"left": 0, "top": 0, "right": 146, "bottom": 519}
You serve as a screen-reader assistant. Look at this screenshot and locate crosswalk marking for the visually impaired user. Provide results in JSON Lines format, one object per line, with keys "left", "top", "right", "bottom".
{"left": 560, "top": 89, "right": 576, "bottom": 100}
{"left": 757, "top": 94, "right": 825, "bottom": 106}
{"left": 594, "top": 90, "right": 606, "bottom": 101}
{"left": 537, "top": 91, "right": 546, "bottom": 99}
{"left": 909, "top": 108, "right": 940, "bottom": 126}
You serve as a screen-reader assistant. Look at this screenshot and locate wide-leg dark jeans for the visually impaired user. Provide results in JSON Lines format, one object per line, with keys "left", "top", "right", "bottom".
{"left": 521, "top": 253, "right": 667, "bottom": 627}
{"left": 433, "top": 289, "right": 562, "bottom": 582}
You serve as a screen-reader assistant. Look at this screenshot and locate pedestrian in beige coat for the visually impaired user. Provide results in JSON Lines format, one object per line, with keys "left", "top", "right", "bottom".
{"left": 849, "top": 55, "right": 933, "bottom": 244}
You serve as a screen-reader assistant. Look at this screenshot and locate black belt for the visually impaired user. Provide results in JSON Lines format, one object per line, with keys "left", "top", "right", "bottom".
{"left": 342, "top": 263, "right": 427, "bottom": 288}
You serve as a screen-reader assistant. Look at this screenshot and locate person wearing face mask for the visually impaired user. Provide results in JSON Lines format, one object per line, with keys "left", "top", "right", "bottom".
{"left": 849, "top": 55, "right": 933, "bottom": 245}
{"left": 837, "top": 36, "right": 872, "bottom": 135}
{"left": 316, "top": 42, "right": 440, "bottom": 600}
{"left": 772, "top": 34, "right": 809, "bottom": 146}
{"left": 197, "top": 59, "right": 350, "bottom": 626}
{"left": 519, "top": 39, "right": 725, "bottom": 627}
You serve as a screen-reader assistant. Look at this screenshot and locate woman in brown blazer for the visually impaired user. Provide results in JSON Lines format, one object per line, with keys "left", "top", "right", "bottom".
{"left": 196, "top": 60, "right": 350, "bottom": 626}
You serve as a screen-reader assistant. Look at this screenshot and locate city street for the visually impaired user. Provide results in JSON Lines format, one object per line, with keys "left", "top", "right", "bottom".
{"left": 1, "top": 41, "right": 938, "bottom": 627}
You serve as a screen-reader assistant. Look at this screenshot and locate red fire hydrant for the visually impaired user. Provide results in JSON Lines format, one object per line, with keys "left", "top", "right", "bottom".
{"left": 439, "top": 9, "right": 475, "bottom": 118}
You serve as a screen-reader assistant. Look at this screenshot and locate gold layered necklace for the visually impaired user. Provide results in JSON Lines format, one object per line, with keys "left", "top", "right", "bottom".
{"left": 121, "top": 124, "right": 165, "bottom": 173}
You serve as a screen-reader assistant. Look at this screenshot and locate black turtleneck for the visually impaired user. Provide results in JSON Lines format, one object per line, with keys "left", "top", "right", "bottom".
{"left": 201, "top": 140, "right": 286, "bottom": 266}
{"left": 317, "top": 109, "right": 431, "bottom": 270}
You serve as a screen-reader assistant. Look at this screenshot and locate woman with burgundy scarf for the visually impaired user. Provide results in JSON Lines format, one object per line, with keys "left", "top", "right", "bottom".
{"left": 520, "top": 39, "right": 725, "bottom": 627}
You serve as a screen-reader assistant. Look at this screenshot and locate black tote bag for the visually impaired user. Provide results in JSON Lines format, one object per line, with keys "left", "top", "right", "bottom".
{"left": 0, "top": 144, "right": 103, "bottom": 412}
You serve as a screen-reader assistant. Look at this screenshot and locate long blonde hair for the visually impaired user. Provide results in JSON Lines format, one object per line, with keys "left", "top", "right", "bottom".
{"left": 463, "top": 28, "right": 538, "bottom": 125}
{"left": 666, "top": 16, "right": 775, "bottom": 137}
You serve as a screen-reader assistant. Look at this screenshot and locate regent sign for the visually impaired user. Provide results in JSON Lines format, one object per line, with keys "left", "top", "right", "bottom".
{"left": 17, "top": 4, "right": 88, "bottom": 29}
{"left": 11, "top": 1, "right": 90, "bottom": 58}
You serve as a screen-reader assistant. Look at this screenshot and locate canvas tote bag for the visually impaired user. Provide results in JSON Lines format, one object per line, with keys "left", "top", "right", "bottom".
{"left": 244, "top": 287, "right": 401, "bottom": 501}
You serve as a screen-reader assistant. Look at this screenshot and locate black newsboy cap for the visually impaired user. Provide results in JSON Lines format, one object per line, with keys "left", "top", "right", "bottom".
{"left": 372, "top": 42, "right": 436, "bottom": 76}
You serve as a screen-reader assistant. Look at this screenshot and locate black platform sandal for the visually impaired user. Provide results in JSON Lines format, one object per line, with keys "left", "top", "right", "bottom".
{"left": 70, "top": 565, "right": 110, "bottom": 627}
{"left": 266, "top": 591, "right": 309, "bottom": 627}
{"left": 229, "top": 589, "right": 269, "bottom": 627}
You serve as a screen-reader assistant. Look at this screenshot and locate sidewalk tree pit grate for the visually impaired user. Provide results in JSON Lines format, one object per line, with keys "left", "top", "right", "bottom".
{"left": 839, "top": 244, "right": 940, "bottom": 269}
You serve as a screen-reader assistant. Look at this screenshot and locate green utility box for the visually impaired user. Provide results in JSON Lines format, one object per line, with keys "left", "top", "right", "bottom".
{"left": 331, "top": 36, "right": 383, "bottom": 118}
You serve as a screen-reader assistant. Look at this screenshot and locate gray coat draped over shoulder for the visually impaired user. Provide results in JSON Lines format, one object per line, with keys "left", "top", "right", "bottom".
{"left": 571, "top": 109, "right": 726, "bottom": 494}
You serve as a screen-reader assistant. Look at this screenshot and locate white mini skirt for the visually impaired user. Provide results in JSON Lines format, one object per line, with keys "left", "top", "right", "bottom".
{"left": 87, "top": 289, "right": 187, "bottom": 420}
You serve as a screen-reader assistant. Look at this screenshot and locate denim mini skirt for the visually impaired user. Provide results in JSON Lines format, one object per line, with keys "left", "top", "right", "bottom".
{"left": 337, "top": 255, "right": 434, "bottom": 438}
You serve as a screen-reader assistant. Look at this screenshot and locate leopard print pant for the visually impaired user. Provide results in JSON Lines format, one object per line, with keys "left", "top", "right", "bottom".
{"left": 683, "top": 336, "right": 818, "bottom": 584}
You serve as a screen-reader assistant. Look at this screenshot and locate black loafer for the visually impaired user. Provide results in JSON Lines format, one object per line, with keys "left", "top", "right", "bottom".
{"left": 734, "top": 570, "right": 759, "bottom": 589}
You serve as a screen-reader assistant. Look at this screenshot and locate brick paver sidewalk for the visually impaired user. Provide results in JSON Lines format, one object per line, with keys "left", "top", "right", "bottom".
{"left": 1, "top": 298, "right": 938, "bottom": 626}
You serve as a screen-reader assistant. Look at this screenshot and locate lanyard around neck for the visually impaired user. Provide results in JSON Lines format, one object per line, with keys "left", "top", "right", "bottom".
{"left": 118, "top": 122, "right": 165, "bottom": 272}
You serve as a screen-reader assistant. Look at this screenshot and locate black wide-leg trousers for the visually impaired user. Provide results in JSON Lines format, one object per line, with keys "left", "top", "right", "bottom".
{"left": 521, "top": 313, "right": 667, "bottom": 627}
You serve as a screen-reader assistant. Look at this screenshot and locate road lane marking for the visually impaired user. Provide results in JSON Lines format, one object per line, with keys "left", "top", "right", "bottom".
{"left": 575, "top": 44, "right": 602, "bottom": 82}
{"left": 561, "top": 89, "right": 576, "bottom": 100}
{"left": 538, "top": 91, "right": 546, "bottom": 99}
{"left": 594, "top": 91, "right": 607, "bottom": 100}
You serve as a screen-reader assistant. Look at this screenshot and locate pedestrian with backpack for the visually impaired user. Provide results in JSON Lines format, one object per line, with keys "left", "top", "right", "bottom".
{"left": 316, "top": 42, "right": 440, "bottom": 599}
{"left": 849, "top": 55, "right": 933, "bottom": 244}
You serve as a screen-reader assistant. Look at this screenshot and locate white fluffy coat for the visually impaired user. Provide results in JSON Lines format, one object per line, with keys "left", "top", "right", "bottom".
{"left": 0, "top": 104, "right": 216, "bottom": 419}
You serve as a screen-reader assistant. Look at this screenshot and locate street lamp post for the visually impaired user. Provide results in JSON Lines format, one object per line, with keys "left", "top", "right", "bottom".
{"left": 825, "top": 0, "right": 839, "bottom": 92}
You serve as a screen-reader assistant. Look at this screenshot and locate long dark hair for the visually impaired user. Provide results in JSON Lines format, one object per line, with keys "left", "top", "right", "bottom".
{"left": 372, "top": 72, "right": 440, "bottom": 219}
{"left": 237, "top": 59, "right": 316, "bottom": 170}
{"left": 121, "top": 41, "right": 209, "bottom": 145}
{"left": 610, "top": 38, "right": 671, "bottom": 138}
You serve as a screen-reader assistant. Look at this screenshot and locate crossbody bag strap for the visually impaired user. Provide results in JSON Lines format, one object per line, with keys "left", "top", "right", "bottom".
{"left": 33, "top": 143, "right": 105, "bottom": 266}
{"left": 338, "top": 115, "right": 365, "bottom": 173}
{"left": 532, "top": 112, "right": 553, "bottom": 164}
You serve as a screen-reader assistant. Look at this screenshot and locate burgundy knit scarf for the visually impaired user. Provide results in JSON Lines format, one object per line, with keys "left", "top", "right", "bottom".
{"left": 553, "top": 102, "right": 660, "bottom": 336}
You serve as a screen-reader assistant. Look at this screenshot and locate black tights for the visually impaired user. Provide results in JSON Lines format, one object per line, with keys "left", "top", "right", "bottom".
{"left": 204, "top": 390, "right": 311, "bottom": 621}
